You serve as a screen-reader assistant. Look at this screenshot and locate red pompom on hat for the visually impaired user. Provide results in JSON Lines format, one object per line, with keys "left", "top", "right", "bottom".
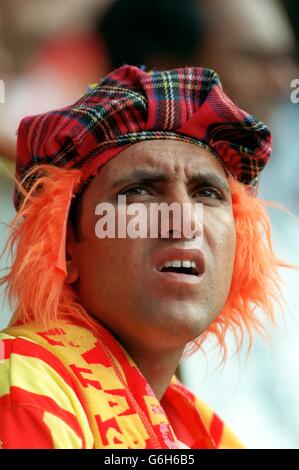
{"left": 15, "top": 65, "right": 272, "bottom": 208}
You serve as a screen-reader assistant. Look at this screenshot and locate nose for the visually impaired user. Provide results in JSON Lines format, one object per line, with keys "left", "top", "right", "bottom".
{"left": 158, "top": 188, "right": 203, "bottom": 241}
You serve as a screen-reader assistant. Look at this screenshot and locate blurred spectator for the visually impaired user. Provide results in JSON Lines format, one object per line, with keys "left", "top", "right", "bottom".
{"left": 99, "top": 0, "right": 297, "bottom": 123}
{"left": 197, "top": 0, "right": 297, "bottom": 123}
{"left": 99, "top": 0, "right": 204, "bottom": 71}
{"left": 0, "top": 0, "right": 111, "bottom": 163}
{"left": 0, "top": 0, "right": 111, "bottom": 71}
{"left": 284, "top": 0, "right": 299, "bottom": 62}
{"left": 259, "top": 0, "right": 299, "bottom": 214}
{"left": 0, "top": 8, "right": 14, "bottom": 160}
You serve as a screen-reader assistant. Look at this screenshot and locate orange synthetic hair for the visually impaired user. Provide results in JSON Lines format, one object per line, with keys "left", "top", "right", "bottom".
{"left": 0, "top": 165, "right": 90, "bottom": 328}
{"left": 0, "top": 164, "right": 291, "bottom": 354}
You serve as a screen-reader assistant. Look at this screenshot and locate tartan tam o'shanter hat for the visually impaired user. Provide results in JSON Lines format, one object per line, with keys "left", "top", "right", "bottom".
{"left": 15, "top": 65, "right": 272, "bottom": 208}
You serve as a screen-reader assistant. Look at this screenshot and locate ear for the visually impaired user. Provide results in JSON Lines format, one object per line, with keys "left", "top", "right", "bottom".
{"left": 65, "top": 221, "right": 80, "bottom": 284}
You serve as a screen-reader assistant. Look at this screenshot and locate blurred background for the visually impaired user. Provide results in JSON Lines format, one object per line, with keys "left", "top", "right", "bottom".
{"left": 0, "top": 0, "right": 299, "bottom": 448}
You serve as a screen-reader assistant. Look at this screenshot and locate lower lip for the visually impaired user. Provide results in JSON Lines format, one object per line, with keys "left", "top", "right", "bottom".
{"left": 154, "top": 269, "right": 203, "bottom": 286}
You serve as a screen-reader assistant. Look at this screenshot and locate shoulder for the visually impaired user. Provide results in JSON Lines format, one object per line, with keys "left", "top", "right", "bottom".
{"left": 0, "top": 331, "right": 94, "bottom": 449}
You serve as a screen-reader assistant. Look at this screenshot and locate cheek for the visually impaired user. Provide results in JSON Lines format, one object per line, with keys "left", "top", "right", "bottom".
{"left": 206, "top": 214, "right": 236, "bottom": 314}
{"left": 206, "top": 211, "right": 236, "bottom": 275}
{"left": 220, "top": 232, "right": 236, "bottom": 289}
{"left": 77, "top": 239, "right": 117, "bottom": 282}
{"left": 75, "top": 236, "right": 143, "bottom": 298}
{"left": 76, "top": 200, "right": 148, "bottom": 298}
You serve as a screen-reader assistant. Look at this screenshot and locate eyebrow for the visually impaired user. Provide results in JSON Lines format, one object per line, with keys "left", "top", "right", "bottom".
{"left": 111, "top": 167, "right": 230, "bottom": 193}
{"left": 111, "top": 169, "right": 168, "bottom": 188}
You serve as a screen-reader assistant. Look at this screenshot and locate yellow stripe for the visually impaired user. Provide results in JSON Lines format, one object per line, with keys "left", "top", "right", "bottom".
{"left": 195, "top": 396, "right": 244, "bottom": 449}
{"left": 0, "top": 339, "right": 94, "bottom": 448}
{"left": 194, "top": 396, "right": 214, "bottom": 428}
{"left": 218, "top": 424, "right": 244, "bottom": 449}
{"left": 0, "top": 332, "right": 37, "bottom": 343}
{"left": 8, "top": 353, "right": 78, "bottom": 412}
{"left": 0, "top": 359, "right": 10, "bottom": 397}
{"left": 43, "top": 411, "right": 83, "bottom": 449}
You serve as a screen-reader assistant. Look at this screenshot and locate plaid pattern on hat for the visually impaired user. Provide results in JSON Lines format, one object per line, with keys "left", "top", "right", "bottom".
{"left": 15, "top": 65, "right": 272, "bottom": 207}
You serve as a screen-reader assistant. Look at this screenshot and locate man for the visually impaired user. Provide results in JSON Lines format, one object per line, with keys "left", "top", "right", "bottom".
{"left": 0, "top": 65, "right": 283, "bottom": 449}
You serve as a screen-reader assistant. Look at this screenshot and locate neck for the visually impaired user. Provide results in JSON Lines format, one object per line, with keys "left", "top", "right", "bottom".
{"left": 124, "top": 343, "right": 184, "bottom": 401}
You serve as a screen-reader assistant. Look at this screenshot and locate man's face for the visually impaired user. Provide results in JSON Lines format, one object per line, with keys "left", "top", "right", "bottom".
{"left": 68, "top": 140, "right": 236, "bottom": 355}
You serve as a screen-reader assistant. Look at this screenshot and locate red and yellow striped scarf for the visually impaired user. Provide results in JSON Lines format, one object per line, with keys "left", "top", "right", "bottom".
{"left": 3, "top": 315, "right": 243, "bottom": 449}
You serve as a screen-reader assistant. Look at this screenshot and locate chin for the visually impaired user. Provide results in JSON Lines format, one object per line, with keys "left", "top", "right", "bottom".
{"left": 154, "top": 303, "right": 212, "bottom": 344}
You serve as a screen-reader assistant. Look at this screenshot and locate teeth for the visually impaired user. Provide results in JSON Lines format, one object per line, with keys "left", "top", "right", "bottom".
{"left": 160, "top": 259, "right": 196, "bottom": 270}
{"left": 172, "top": 260, "right": 181, "bottom": 268}
{"left": 182, "top": 260, "right": 191, "bottom": 268}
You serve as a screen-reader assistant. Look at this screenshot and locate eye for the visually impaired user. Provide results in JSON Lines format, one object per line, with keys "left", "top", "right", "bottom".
{"left": 194, "top": 187, "right": 224, "bottom": 200}
{"left": 119, "top": 185, "right": 150, "bottom": 197}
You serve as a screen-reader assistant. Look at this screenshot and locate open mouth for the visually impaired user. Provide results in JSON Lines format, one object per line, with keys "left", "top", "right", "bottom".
{"left": 159, "top": 260, "right": 199, "bottom": 277}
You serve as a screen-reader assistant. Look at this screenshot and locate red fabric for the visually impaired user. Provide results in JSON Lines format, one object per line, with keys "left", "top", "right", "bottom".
{"left": 0, "top": 405, "right": 54, "bottom": 449}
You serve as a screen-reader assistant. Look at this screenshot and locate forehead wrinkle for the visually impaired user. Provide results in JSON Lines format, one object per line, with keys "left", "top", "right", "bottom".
{"left": 127, "top": 144, "right": 216, "bottom": 180}
{"left": 108, "top": 150, "right": 184, "bottom": 188}
{"left": 103, "top": 140, "right": 228, "bottom": 189}
{"left": 109, "top": 164, "right": 229, "bottom": 195}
